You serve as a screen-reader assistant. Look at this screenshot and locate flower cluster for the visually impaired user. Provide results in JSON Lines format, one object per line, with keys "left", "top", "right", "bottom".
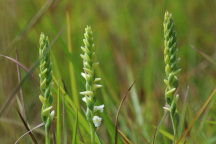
{"left": 80, "top": 26, "right": 104, "bottom": 128}
{"left": 39, "top": 33, "right": 54, "bottom": 144}
{"left": 163, "top": 11, "right": 181, "bottom": 135}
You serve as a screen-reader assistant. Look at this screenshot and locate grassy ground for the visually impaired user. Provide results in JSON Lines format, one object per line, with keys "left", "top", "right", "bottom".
{"left": 1, "top": 0, "right": 216, "bottom": 143}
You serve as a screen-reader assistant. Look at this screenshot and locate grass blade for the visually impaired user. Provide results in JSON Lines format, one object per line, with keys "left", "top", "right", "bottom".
{"left": 0, "top": 54, "right": 39, "bottom": 85}
{"left": 157, "top": 128, "right": 174, "bottom": 141}
{"left": 15, "top": 123, "right": 44, "bottom": 144}
{"left": 127, "top": 66, "right": 143, "bottom": 125}
{"left": 6, "top": 0, "right": 54, "bottom": 51}
{"left": 177, "top": 89, "right": 216, "bottom": 143}
{"left": 191, "top": 46, "right": 216, "bottom": 66}
{"left": 151, "top": 111, "right": 168, "bottom": 144}
{"left": 118, "top": 129, "right": 133, "bottom": 144}
{"left": 16, "top": 109, "right": 38, "bottom": 144}
{"left": 66, "top": 10, "right": 79, "bottom": 108}
{"left": 178, "top": 86, "right": 190, "bottom": 137}
{"left": 72, "top": 109, "right": 78, "bottom": 144}
{"left": 56, "top": 80, "right": 61, "bottom": 144}
{"left": 115, "top": 81, "right": 135, "bottom": 144}
{"left": 16, "top": 50, "right": 26, "bottom": 120}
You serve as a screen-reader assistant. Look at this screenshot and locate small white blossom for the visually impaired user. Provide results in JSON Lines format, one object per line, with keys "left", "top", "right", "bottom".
{"left": 94, "top": 104, "right": 104, "bottom": 113}
{"left": 82, "top": 97, "right": 87, "bottom": 103}
{"left": 80, "top": 91, "right": 93, "bottom": 97}
{"left": 94, "top": 78, "right": 101, "bottom": 82}
{"left": 93, "top": 116, "right": 102, "bottom": 127}
{"left": 93, "top": 84, "right": 103, "bottom": 90}
{"left": 163, "top": 104, "right": 170, "bottom": 112}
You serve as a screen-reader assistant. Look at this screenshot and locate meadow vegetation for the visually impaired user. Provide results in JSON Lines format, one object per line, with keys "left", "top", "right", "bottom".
{"left": 1, "top": 0, "right": 216, "bottom": 144}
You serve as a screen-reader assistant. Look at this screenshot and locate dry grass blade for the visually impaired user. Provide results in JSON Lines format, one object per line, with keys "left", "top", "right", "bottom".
{"left": 118, "top": 129, "right": 133, "bottom": 144}
{"left": 115, "top": 81, "right": 135, "bottom": 144}
{"left": 15, "top": 123, "right": 44, "bottom": 144}
{"left": 17, "top": 109, "right": 38, "bottom": 144}
{"left": 0, "top": 54, "right": 39, "bottom": 85}
{"left": 53, "top": 132, "right": 56, "bottom": 144}
{"left": 176, "top": 89, "right": 216, "bottom": 144}
{"left": 16, "top": 50, "right": 26, "bottom": 120}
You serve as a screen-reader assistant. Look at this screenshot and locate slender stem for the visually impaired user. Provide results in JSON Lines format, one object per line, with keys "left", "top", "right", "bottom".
{"left": 45, "top": 127, "right": 50, "bottom": 144}
{"left": 170, "top": 114, "right": 176, "bottom": 144}
{"left": 90, "top": 122, "right": 95, "bottom": 144}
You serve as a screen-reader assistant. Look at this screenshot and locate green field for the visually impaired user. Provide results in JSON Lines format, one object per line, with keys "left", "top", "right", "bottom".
{"left": 0, "top": 0, "right": 216, "bottom": 143}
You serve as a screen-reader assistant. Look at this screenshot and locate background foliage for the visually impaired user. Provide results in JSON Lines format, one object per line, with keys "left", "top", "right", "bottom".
{"left": 0, "top": 0, "right": 216, "bottom": 143}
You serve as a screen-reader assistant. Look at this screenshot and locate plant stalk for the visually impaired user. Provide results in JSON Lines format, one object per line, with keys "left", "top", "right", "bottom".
{"left": 45, "top": 127, "right": 50, "bottom": 144}
{"left": 90, "top": 123, "right": 95, "bottom": 144}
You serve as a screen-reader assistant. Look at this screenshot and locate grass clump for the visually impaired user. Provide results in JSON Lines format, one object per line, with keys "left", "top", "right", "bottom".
{"left": 38, "top": 33, "right": 55, "bottom": 144}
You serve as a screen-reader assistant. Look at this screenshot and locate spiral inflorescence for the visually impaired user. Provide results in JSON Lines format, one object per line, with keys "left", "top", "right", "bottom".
{"left": 80, "top": 26, "right": 103, "bottom": 132}
{"left": 39, "top": 33, "right": 54, "bottom": 134}
{"left": 163, "top": 11, "right": 181, "bottom": 134}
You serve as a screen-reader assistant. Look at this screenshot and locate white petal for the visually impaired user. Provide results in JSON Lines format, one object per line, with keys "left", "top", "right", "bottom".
{"left": 93, "top": 84, "right": 102, "bottom": 90}
{"left": 93, "top": 116, "right": 102, "bottom": 127}
{"left": 94, "top": 104, "right": 104, "bottom": 113}
{"left": 82, "top": 97, "right": 87, "bottom": 103}
{"left": 80, "top": 91, "right": 93, "bottom": 97}
{"left": 94, "top": 78, "right": 101, "bottom": 82}
{"left": 50, "top": 110, "right": 55, "bottom": 120}
{"left": 81, "top": 72, "right": 88, "bottom": 79}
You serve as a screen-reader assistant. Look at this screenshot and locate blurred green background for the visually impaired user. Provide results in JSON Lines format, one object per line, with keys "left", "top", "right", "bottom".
{"left": 0, "top": 0, "right": 216, "bottom": 143}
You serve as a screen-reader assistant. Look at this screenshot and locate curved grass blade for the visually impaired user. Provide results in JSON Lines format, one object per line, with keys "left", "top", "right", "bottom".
{"left": 0, "top": 54, "right": 39, "bottom": 85}
{"left": 0, "top": 117, "right": 44, "bottom": 135}
{"left": 191, "top": 46, "right": 216, "bottom": 67}
{"left": 115, "top": 81, "right": 135, "bottom": 144}
{"left": 16, "top": 50, "right": 26, "bottom": 120}
{"left": 15, "top": 123, "right": 44, "bottom": 144}
{"left": 17, "top": 109, "right": 38, "bottom": 144}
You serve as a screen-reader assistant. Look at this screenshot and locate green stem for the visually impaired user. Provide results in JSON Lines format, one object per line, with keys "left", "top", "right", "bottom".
{"left": 45, "top": 127, "right": 50, "bottom": 144}
{"left": 170, "top": 114, "right": 176, "bottom": 143}
{"left": 90, "top": 122, "right": 95, "bottom": 144}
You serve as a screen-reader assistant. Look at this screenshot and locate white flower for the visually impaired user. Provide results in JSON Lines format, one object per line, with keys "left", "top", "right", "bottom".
{"left": 93, "top": 116, "right": 102, "bottom": 127}
{"left": 80, "top": 91, "right": 93, "bottom": 97}
{"left": 94, "top": 104, "right": 104, "bottom": 113}
{"left": 82, "top": 97, "right": 87, "bottom": 103}
{"left": 93, "top": 84, "right": 102, "bottom": 90}
{"left": 82, "top": 96, "right": 91, "bottom": 103}
{"left": 163, "top": 104, "right": 170, "bottom": 112}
